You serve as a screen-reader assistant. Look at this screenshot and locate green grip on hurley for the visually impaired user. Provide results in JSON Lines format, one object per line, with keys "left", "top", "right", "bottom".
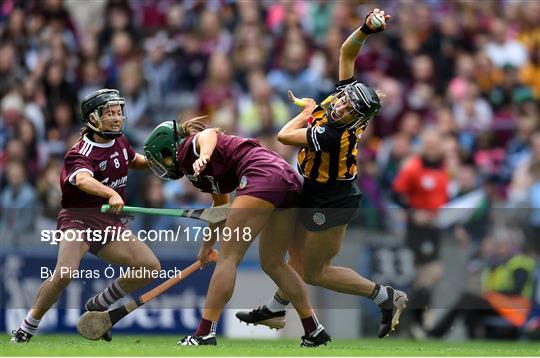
{"left": 100, "top": 205, "right": 188, "bottom": 217}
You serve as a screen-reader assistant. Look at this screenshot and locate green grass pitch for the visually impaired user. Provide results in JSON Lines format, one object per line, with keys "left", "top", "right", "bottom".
{"left": 1, "top": 335, "right": 538, "bottom": 356}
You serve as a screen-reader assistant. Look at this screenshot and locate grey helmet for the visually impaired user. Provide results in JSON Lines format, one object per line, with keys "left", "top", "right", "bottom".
{"left": 81, "top": 89, "right": 126, "bottom": 139}
{"left": 327, "top": 82, "right": 381, "bottom": 129}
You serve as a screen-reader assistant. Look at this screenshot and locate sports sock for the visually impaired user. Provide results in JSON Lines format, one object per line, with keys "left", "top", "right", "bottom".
{"left": 195, "top": 318, "right": 217, "bottom": 337}
{"left": 300, "top": 313, "right": 321, "bottom": 336}
{"left": 370, "top": 284, "right": 390, "bottom": 306}
{"left": 89, "top": 278, "right": 127, "bottom": 310}
{"left": 266, "top": 292, "right": 289, "bottom": 312}
{"left": 21, "top": 313, "right": 40, "bottom": 335}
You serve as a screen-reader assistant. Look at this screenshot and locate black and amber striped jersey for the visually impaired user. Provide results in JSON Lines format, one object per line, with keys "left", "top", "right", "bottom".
{"left": 297, "top": 78, "right": 369, "bottom": 184}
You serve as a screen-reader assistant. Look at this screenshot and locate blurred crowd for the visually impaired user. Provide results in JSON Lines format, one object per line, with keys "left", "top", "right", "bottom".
{"left": 1, "top": 0, "right": 539, "bottom": 242}
{"left": 1, "top": 0, "right": 539, "bottom": 340}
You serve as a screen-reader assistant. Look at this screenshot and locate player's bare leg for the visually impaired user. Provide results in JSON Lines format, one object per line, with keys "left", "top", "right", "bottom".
{"left": 259, "top": 208, "right": 331, "bottom": 346}
{"left": 243, "top": 222, "right": 306, "bottom": 328}
{"left": 180, "top": 195, "right": 271, "bottom": 346}
{"left": 11, "top": 232, "right": 89, "bottom": 342}
{"left": 238, "top": 225, "right": 408, "bottom": 338}
{"left": 83, "top": 235, "right": 160, "bottom": 341}
{"left": 97, "top": 235, "right": 161, "bottom": 296}
{"left": 180, "top": 196, "right": 329, "bottom": 346}
{"left": 85, "top": 236, "right": 161, "bottom": 310}
{"left": 302, "top": 226, "right": 376, "bottom": 295}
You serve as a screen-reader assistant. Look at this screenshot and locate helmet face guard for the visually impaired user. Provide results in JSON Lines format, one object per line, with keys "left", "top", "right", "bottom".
{"left": 143, "top": 120, "right": 183, "bottom": 180}
{"left": 145, "top": 150, "right": 180, "bottom": 180}
{"left": 81, "top": 89, "right": 127, "bottom": 139}
{"left": 326, "top": 83, "right": 381, "bottom": 129}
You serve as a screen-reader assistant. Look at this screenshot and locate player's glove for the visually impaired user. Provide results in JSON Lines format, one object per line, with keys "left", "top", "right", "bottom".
{"left": 360, "top": 12, "right": 384, "bottom": 34}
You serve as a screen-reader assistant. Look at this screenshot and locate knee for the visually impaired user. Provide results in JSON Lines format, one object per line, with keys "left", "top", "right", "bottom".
{"left": 51, "top": 269, "right": 74, "bottom": 288}
{"left": 141, "top": 258, "right": 161, "bottom": 283}
{"left": 302, "top": 265, "right": 324, "bottom": 286}
{"left": 146, "top": 258, "right": 161, "bottom": 273}
{"left": 260, "top": 256, "right": 283, "bottom": 276}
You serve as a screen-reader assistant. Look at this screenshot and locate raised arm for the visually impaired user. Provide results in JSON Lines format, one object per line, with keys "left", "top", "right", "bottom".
{"left": 193, "top": 128, "right": 219, "bottom": 175}
{"left": 277, "top": 99, "right": 317, "bottom": 146}
{"left": 339, "top": 8, "right": 391, "bottom": 81}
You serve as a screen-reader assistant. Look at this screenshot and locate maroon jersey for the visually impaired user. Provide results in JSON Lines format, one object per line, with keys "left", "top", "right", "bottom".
{"left": 60, "top": 135, "right": 135, "bottom": 208}
{"left": 176, "top": 133, "right": 301, "bottom": 196}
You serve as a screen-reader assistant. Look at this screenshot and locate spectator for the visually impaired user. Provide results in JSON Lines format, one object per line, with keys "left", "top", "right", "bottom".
{"left": 0, "top": 41, "right": 26, "bottom": 99}
{"left": 508, "top": 131, "right": 540, "bottom": 205}
{"left": 119, "top": 60, "right": 149, "bottom": 132}
{"left": 377, "top": 132, "right": 412, "bottom": 195}
{"left": 143, "top": 32, "right": 175, "bottom": 116}
{"left": 519, "top": 42, "right": 540, "bottom": 99}
{"left": 42, "top": 62, "right": 78, "bottom": 120}
{"left": 238, "top": 73, "right": 289, "bottom": 137}
{"left": 77, "top": 60, "right": 105, "bottom": 102}
{"left": 267, "top": 41, "right": 321, "bottom": 112}
{"left": 171, "top": 31, "right": 208, "bottom": 92}
{"left": 484, "top": 18, "right": 528, "bottom": 69}
{"left": 0, "top": 92, "right": 25, "bottom": 146}
{"left": 0, "top": 161, "right": 38, "bottom": 245}
{"left": 97, "top": 0, "right": 140, "bottom": 51}
{"left": 393, "top": 127, "right": 450, "bottom": 334}
{"left": 102, "top": 30, "right": 137, "bottom": 89}
{"left": 451, "top": 81, "right": 493, "bottom": 133}
{"left": 428, "top": 234, "right": 535, "bottom": 339}
{"left": 197, "top": 52, "right": 239, "bottom": 130}
{"left": 501, "top": 115, "right": 537, "bottom": 182}
{"left": 36, "top": 158, "right": 61, "bottom": 223}
{"left": 372, "top": 77, "right": 406, "bottom": 137}
{"left": 197, "top": 9, "right": 233, "bottom": 56}
{"left": 508, "top": 131, "right": 540, "bottom": 255}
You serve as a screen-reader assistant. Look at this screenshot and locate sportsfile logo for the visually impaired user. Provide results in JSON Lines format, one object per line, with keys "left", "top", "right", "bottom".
{"left": 40, "top": 226, "right": 253, "bottom": 245}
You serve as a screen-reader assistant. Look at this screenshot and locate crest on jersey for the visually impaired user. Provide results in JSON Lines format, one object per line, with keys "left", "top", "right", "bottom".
{"left": 239, "top": 176, "right": 248, "bottom": 189}
{"left": 99, "top": 160, "right": 108, "bottom": 171}
{"left": 313, "top": 212, "right": 326, "bottom": 226}
{"left": 316, "top": 126, "right": 326, "bottom": 134}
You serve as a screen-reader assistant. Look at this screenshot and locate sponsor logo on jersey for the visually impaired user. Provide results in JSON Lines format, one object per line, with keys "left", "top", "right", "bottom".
{"left": 110, "top": 152, "right": 119, "bottom": 158}
{"left": 110, "top": 175, "right": 128, "bottom": 189}
{"left": 239, "top": 176, "right": 248, "bottom": 189}
{"left": 313, "top": 212, "right": 326, "bottom": 226}
{"left": 99, "top": 160, "right": 107, "bottom": 171}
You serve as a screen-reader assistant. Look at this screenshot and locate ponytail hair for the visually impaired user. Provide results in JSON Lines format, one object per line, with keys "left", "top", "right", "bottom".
{"left": 79, "top": 125, "right": 91, "bottom": 139}
{"left": 177, "top": 114, "right": 223, "bottom": 137}
{"left": 177, "top": 115, "right": 208, "bottom": 137}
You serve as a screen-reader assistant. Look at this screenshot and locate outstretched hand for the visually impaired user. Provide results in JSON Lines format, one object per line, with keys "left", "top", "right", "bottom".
{"left": 363, "top": 8, "right": 391, "bottom": 33}
{"left": 193, "top": 154, "right": 210, "bottom": 176}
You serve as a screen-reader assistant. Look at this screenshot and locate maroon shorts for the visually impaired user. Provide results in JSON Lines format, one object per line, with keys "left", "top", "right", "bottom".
{"left": 56, "top": 208, "right": 129, "bottom": 255}
{"left": 239, "top": 189, "right": 301, "bottom": 209}
{"left": 236, "top": 150, "right": 302, "bottom": 208}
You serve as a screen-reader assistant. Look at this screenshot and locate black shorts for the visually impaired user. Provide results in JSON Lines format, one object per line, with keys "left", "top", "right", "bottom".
{"left": 299, "top": 180, "right": 361, "bottom": 232}
{"left": 406, "top": 219, "right": 441, "bottom": 265}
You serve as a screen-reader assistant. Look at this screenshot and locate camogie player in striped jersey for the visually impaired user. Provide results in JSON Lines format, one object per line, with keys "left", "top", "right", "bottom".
{"left": 10, "top": 89, "right": 160, "bottom": 343}
{"left": 237, "top": 8, "right": 408, "bottom": 338}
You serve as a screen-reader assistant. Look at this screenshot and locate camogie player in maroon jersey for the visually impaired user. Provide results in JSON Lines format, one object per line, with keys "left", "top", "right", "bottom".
{"left": 144, "top": 119, "right": 331, "bottom": 347}
{"left": 10, "top": 89, "right": 160, "bottom": 343}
